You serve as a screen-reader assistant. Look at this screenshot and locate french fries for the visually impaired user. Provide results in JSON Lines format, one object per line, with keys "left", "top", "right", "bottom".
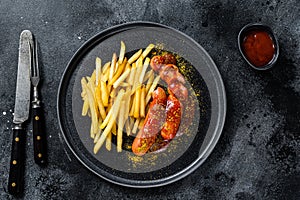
{"left": 81, "top": 41, "right": 161, "bottom": 154}
{"left": 82, "top": 80, "right": 98, "bottom": 137}
{"left": 128, "top": 49, "right": 142, "bottom": 64}
{"left": 142, "top": 43, "right": 155, "bottom": 58}
{"left": 81, "top": 78, "right": 89, "bottom": 116}
{"left": 109, "top": 57, "right": 127, "bottom": 86}
{"left": 146, "top": 75, "right": 160, "bottom": 104}
{"left": 140, "top": 86, "right": 146, "bottom": 118}
{"left": 117, "top": 101, "right": 126, "bottom": 152}
{"left": 134, "top": 86, "right": 141, "bottom": 118}
{"left": 139, "top": 57, "right": 150, "bottom": 84}
{"left": 113, "top": 68, "right": 130, "bottom": 88}
{"left": 132, "top": 118, "right": 140, "bottom": 134}
{"left": 94, "top": 89, "right": 125, "bottom": 153}
{"left": 109, "top": 53, "right": 117, "bottom": 81}
{"left": 118, "top": 41, "right": 125, "bottom": 64}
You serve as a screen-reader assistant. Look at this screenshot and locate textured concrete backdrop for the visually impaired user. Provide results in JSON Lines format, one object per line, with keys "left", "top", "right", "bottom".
{"left": 0, "top": 0, "right": 299, "bottom": 199}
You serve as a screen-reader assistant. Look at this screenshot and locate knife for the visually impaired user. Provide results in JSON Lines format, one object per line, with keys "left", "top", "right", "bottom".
{"left": 8, "top": 30, "right": 33, "bottom": 195}
{"left": 29, "top": 38, "right": 47, "bottom": 165}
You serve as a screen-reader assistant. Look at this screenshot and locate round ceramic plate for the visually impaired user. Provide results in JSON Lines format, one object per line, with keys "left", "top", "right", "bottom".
{"left": 57, "top": 21, "right": 226, "bottom": 187}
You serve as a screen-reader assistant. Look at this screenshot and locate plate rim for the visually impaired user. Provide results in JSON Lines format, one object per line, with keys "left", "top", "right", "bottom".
{"left": 57, "top": 21, "right": 227, "bottom": 188}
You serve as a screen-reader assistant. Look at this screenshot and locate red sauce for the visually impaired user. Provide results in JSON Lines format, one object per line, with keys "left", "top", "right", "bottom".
{"left": 242, "top": 30, "right": 275, "bottom": 67}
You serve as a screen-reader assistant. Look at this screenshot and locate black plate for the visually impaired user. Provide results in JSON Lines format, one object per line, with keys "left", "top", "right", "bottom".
{"left": 57, "top": 21, "right": 226, "bottom": 187}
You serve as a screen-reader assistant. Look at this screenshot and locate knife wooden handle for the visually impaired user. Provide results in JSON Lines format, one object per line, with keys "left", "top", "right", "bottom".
{"left": 32, "top": 106, "right": 47, "bottom": 165}
{"left": 8, "top": 127, "right": 26, "bottom": 195}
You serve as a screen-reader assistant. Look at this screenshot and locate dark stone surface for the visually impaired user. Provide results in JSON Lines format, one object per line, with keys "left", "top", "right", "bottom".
{"left": 0, "top": 0, "right": 299, "bottom": 199}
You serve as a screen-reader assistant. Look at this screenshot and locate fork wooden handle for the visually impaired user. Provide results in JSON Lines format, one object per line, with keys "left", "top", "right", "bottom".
{"left": 8, "top": 127, "right": 26, "bottom": 195}
{"left": 32, "top": 106, "right": 47, "bottom": 165}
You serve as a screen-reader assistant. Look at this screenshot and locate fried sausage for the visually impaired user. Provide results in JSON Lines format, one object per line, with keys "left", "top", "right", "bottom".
{"left": 150, "top": 54, "right": 176, "bottom": 72}
{"left": 159, "top": 64, "right": 185, "bottom": 85}
{"left": 132, "top": 87, "right": 167, "bottom": 156}
{"left": 161, "top": 92, "right": 182, "bottom": 140}
{"left": 150, "top": 55, "right": 165, "bottom": 72}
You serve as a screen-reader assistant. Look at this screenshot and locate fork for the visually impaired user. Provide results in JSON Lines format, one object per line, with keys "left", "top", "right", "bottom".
{"left": 29, "top": 39, "right": 47, "bottom": 165}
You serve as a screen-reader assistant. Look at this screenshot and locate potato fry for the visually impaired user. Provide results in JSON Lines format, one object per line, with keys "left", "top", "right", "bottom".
{"left": 100, "top": 98, "right": 112, "bottom": 130}
{"left": 134, "top": 86, "right": 141, "bottom": 118}
{"left": 90, "top": 122, "right": 95, "bottom": 139}
{"left": 125, "top": 62, "right": 131, "bottom": 71}
{"left": 106, "top": 132, "right": 112, "bottom": 151}
{"left": 86, "top": 81, "right": 98, "bottom": 112}
{"left": 94, "top": 131, "right": 100, "bottom": 143}
{"left": 119, "top": 82, "right": 130, "bottom": 87}
{"left": 123, "top": 89, "right": 131, "bottom": 119}
{"left": 114, "top": 62, "right": 119, "bottom": 73}
{"left": 106, "top": 100, "right": 112, "bottom": 113}
{"left": 129, "top": 116, "right": 135, "bottom": 128}
{"left": 81, "top": 78, "right": 87, "bottom": 95}
{"left": 90, "top": 70, "right": 96, "bottom": 85}
{"left": 127, "top": 63, "right": 136, "bottom": 86}
{"left": 122, "top": 90, "right": 131, "bottom": 135}
{"left": 81, "top": 91, "right": 86, "bottom": 98}
{"left": 143, "top": 69, "right": 154, "bottom": 82}
{"left": 100, "top": 80, "right": 109, "bottom": 107}
{"left": 82, "top": 97, "right": 89, "bottom": 116}
{"left": 146, "top": 75, "right": 160, "bottom": 104}
{"left": 139, "top": 57, "right": 150, "bottom": 84}
{"left": 102, "top": 61, "right": 111, "bottom": 74}
{"left": 113, "top": 68, "right": 130, "bottom": 88}
{"left": 145, "top": 70, "right": 155, "bottom": 93}
{"left": 109, "top": 57, "right": 127, "bottom": 86}
{"left": 142, "top": 43, "right": 155, "bottom": 58}
{"left": 140, "top": 86, "right": 146, "bottom": 118}
{"left": 94, "top": 89, "right": 125, "bottom": 154}
{"left": 108, "top": 86, "right": 113, "bottom": 97}
{"left": 87, "top": 80, "right": 99, "bottom": 118}
{"left": 95, "top": 57, "right": 102, "bottom": 86}
{"left": 82, "top": 81, "right": 98, "bottom": 136}
{"left": 81, "top": 77, "right": 89, "bottom": 116}
{"left": 132, "top": 118, "right": 140, "bottom": 134}
{"left": 100, "top": 105, "right": 113, "bottom": 129}
{"left": 94, "top": 118, "right": 102, "bottom": 143}
{"left": 95, "top": 84, "right": 106, "bottom": 119}
{"left": 138, "top": 118, "right": 145, "bottom": 130}
{"left": 117, "top": 101, "right": 126, "bottom": 152}
{"left": 110, "top": 87, "right": 117, "bottom": 98}
{"left": 129, "top": 94, "right": 136, "bottom": 117}
{"left": 128, "top": 49, "right": 142, "bottom": 64}
{"left": 112, "top": 122, "right": 117, "bottom": 135}
{"left": 133, "top": 57, "right": 143, "bottom": 90}
{"left": 109, "top": 53, "right": 117, "bottom": 81}
{"left": 101, "top": 64, "right": 110, "bottom": 82}
{"left": 86, "top": 77, "right": 95, "bottom": 94}
{"left": 125, "top": 119, "right": 131, "bottom": 136}
{"left": 134, "top": 57, "right": 143, "bottom": 83}
{"left": 118, "top": 41, "right": 126, "bottom": 64}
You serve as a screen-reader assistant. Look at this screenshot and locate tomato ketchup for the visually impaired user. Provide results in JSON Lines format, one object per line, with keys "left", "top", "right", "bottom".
{"left": 242, "top": 30, "right": 275, "bottom": 67}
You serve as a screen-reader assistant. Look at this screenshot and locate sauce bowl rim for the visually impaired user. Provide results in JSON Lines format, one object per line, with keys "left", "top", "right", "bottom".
{"left": 238, "top": 23, "right": 279, "bottom": 70}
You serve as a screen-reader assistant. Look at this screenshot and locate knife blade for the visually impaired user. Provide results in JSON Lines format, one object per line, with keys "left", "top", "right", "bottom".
{"left": 8, "top": 30, "right": 33, "bottom": 195}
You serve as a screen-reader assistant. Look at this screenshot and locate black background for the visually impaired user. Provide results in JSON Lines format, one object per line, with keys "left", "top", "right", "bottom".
{"left": 0, "top": 0, "right": 299, "bottom": 199}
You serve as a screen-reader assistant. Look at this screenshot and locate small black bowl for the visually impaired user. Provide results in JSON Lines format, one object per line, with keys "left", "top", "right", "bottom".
{"left": 238, "top": 23, "right": 279, "bottom": 70}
